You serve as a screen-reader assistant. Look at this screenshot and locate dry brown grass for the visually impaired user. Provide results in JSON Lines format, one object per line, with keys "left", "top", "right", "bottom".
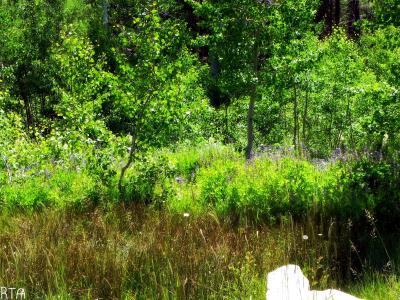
{"left": 0, "top": 204, "right": 348, "bottom": 299}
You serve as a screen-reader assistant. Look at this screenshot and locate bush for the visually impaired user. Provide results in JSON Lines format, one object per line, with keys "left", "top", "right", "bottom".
{"left": 122, "top": 154, "right": 174, "bottom": 206}
{"left": 166, "top": 144, "right": 337, "bottom": 223}
{"left": 121, "top": 141, "right": 239, "bottom": 208}
{"left": 164, "top": 144, "right": 400, "bottom": 226}
{"left": 0, "top": 170, "right": 95, "bottom": 210}
{"left": 343, "top": 158, "right": 400, "bottom": 228}
{"left": 2, "top": 138, "right": 399, "bottom": 228}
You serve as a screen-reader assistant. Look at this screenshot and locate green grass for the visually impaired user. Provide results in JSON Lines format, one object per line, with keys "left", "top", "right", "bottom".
{"left": 0, "top": 170, "right": 96, "bottom": 210}
{"left": 350, "top": 274, "right": 400, "bottom": 300}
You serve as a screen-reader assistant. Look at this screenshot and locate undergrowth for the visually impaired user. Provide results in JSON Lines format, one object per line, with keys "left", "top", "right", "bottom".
{"left": 1, "top": 142, "right": 400, "bottom": 298}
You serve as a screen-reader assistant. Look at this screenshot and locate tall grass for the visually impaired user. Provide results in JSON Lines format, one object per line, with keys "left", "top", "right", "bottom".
{"left": 0, "top": 204, "right": 360, "bottom": 299}
{"left": 349, "top": 274, "right": 400, "bottom": 300}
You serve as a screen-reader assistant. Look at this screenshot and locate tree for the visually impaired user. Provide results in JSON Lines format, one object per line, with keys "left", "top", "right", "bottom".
{"left": 0, "top": 0, "right": 64, "bottom": 136}
{"left": 190, "top": 0, "right": 272, "bottom": 159}
{"left": 347, "top": 0, "right": 360, "bottom": 36}
{"left": 190, "top": 0, "right": 320, "bottom": 158}
{"left": 372, "top": 0, "right": 400, "bottom": 27}
{"left": 116, "top": 1, "right": 203, "bottom": 195}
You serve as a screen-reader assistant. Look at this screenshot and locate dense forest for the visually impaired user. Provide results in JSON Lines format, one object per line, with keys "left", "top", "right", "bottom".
{"left": 1, "top": 0, "right": 400, "bottom": 299}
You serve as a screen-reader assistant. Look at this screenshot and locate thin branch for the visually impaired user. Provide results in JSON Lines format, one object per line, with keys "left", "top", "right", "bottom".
{"left": 118, "top": 91, "right": 154, "bottom": 198}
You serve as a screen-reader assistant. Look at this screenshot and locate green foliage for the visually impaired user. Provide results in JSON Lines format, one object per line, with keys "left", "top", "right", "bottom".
{"left": 1, "top": 170, "right": 95, "bottom": 210}
{"left": 50, "top": 27, "right": 111, "bottom": 136}
{"left": 123, "top": 155, "right": 173, "bottom": 205}
{"left": 2, "top": 0, "right": 400, "bottom": 160}
{"left": 350, "top": 274, "right": 400, "bottom": 300}
{"left": 372, "top": 0, "right": 400, "bottom": 27}
{"left": 115, "top": 2, "right": 206, "bottom": 145}
{"left": 2, "top": 0, "right": 400, "bottom": 297}
{"left": 171, "top": 153, "right": 326, "bottom": 222}
{"left": 0, "top": 109, "right": 26, "bottom": 149}
{"left": 120, "top": 141, "right": 239, "bottom": 208}
{"left": 0, "top": 0, "right": 399, "bottom": 216}
{"left": 114, "top": 142, "right": 400, "bottom": 229}
{"left": 343, "top": 158, "right": 400, "bottom": 227}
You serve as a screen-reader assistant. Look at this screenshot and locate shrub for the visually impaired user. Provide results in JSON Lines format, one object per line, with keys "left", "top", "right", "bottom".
{"left": 166, "top": 144, "right": 336, "bottom": 223}
{"left": 0, "top": 170, "right": 95, "bottom": 210}
{"left": 122, "top": 155, "right": 174, "bottom": 206}
{"left": 166, "top": 143, "right": 400, "bottom": 225}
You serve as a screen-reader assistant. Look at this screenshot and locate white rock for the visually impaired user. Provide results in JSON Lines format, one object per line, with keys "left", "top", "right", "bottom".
{"left": 266, "top": 264, "right": 310, "bottom": 300}
{"left": 309, "top": 289, "right": 362, "bottom": 300}
{"left": 266, "top": 265, "right": 362, "bottom": 300}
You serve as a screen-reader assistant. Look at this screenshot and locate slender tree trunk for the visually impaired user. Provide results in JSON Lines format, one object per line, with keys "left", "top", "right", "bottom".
{"left": 329, "top": 111, "right": 334, "bottom": 149}
{"left": 319, "top": 0, "right": 334, "bottom": 36}
{"left": 335, "top": 96, "right": 349, "bottom": 149}
{"left": 23, "top": 98, "right": 33, "bottom": 128}
{"left": 245, "top": 92, "right": 256, "bottom": 160}
{"left": 41, "top": 95, "right": 46, "bottom": 116}
{"left": 302, "top": 84, "right": 309, "bottom": 153}
{"left": 210, "top": 52, "right": 220, "bottom": 80}
{"left": 118, "top": 94, "right": 153, "bottom": 198}
{"left": 22, "top": 95, "right": 34, "bottom": 136}
{"left": 348, "top": 0, "right": 360, "bottom": 36}
{"left": 118, "top": 131, "right": 137, "bottom": 199}
{"left": 342, "top": 94, "right": 352, "bottom": 149}
{"left": 348, "top": 102, "right": 355, "bottom": 150}
{"left": 334, "top": 0, "right": 341, "bottom": 25}
{"left": 280, "top": 87, "right": 286, "bottom": 133}
{"left": 327, "top": 0, "right": 333, "bottom": 33}
{"left": 293, "top": 83, "right": 299, "bottom": 152}
{"left": 245, "top": 29, "right": 260, "bottom": 160}
{"left": 102, "top": 0, "right": 109, "bottom": 26}
{"left": 316, "top": 0, "right": 336, "bottom": 36}
{"left": 224, "top": 105, "right": 229, "bottom": 143}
